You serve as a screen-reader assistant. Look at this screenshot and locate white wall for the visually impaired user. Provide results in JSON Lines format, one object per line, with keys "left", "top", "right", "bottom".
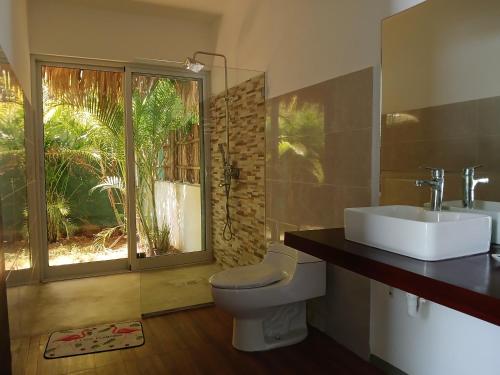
{"left": 27, "top": 0, "right": 220, "bottom": 65}
{"left": 383, "top": 0, "right": 500, "bottom": 113}
{"left": 0, "top": 0, "right": 31, "bottom": 100}
{"left": 215, "top": 0, "right": 424, "bottom": 99}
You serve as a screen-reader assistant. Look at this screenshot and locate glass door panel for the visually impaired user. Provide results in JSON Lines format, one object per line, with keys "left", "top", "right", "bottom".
{"left": 131, "top": 73, "right": 205, "bottom": 263}
{"left": 0, "top": 64, "right": 31, "bottom": 276}
{"left": 41, "top": 65, "right": 128, "bottom": 277}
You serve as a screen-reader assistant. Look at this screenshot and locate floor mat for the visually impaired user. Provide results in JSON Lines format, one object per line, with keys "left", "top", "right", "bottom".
{"left": 44, "top": 321, "right": 144, "bottom": 359}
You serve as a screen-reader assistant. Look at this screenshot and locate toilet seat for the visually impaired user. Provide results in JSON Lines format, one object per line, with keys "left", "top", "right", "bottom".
{"left": 210, "top": 263, "right": 287, "bottom": 289}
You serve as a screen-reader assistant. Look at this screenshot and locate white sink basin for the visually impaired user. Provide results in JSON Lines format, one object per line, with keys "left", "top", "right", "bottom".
{"left": 344, "top": 205, "right": 491, "bottom": 261}
{"left": 440, "top": 200, "right": 500, "bottom": 245}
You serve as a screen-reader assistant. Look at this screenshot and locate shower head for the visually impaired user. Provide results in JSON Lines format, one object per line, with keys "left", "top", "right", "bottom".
{"left": 184, "top": 57, "right": 205, "bottom": 73}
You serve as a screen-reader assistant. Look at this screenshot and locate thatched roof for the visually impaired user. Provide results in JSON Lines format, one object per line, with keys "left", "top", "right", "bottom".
{"left": 43, "top": 66, "right": 199, "bottom": 114}
{"left": 43, "top": 66, "right": 123, "bottom": 103}
{"left": 0, "top": 64, "right": 23, "bottom": 104}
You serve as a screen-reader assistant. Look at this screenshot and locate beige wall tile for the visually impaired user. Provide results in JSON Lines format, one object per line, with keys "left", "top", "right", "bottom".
{"left": 477, "top": 96, "right": 500, "bottom": 136}
{"left": 327, "top": 68, "right": 373, "bottom": 134}
{"left": 324, "top": 128, "right": 371, "bottom": 187}
{"left": 381, "top": 95, "right": 500, "bottom": 206}
{"left": 478, "top": 135, "right": 500, "bottom": 170}
{"left": 422, "top": 100, "right": 477, "bottom": 141}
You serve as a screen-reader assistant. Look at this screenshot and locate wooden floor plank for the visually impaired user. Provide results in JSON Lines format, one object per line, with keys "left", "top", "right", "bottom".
{"left": 12, "top": 306, "right": 381, "bottom": 375}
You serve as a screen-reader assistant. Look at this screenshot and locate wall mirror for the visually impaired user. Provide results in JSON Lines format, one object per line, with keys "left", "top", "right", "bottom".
{"left": 381, "top": 0, "right": 500, "bottom": 211}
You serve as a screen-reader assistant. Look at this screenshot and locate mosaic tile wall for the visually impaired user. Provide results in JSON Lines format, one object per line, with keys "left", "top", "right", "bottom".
{"left": 209, "top": 74, "right": 266, "bottom": 268}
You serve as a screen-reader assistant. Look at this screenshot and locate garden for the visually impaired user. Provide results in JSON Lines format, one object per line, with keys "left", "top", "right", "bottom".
{"left": 0, "top": 65, "right": 201, "bottom": 270}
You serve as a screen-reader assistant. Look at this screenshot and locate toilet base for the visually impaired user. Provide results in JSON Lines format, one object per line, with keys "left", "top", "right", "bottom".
{"left": 232, "top": 301, "right": 308, "bottom": 352}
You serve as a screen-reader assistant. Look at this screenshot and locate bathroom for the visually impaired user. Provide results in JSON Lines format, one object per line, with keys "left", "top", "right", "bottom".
{"left": 1, "top": 0, "right": 499, "bottom": 374}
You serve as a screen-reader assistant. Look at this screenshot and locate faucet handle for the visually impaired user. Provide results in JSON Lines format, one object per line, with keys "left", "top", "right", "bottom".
{"left": 422, "top": 166, "right": 445, "bottom": 178}
{"left": 463, "top": 165, "right": 483, "bottom": 176}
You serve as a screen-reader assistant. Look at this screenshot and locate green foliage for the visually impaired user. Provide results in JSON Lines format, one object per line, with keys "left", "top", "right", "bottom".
{"left": 92, "top": 224, "right": 124, "bottom": 251}
{"left": 43, "top": 105, "right": 104, "bottom": 242}
{"left": 0, "top": 69, "right": 198, "bottom": 253}
{"left": 46, "top": 194, "right": 75, "bottom": 242}
{"left": 152, "top": 224, "right": 171, "bottom": 255}
{"left": 0, "top": 94, "right": 28, "bottom": 239}
{"left": 132, "top": 79, "right": 192, "bottom": 255}
{"left": 43, "top": 79, "right": 128, "bottom": 244}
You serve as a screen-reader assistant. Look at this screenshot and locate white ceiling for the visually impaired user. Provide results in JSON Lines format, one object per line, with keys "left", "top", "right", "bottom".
{"left": 134, "top": 0, "right": 229, "bottom": 15}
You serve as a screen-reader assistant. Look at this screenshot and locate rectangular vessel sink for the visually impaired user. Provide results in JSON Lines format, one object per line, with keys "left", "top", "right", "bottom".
{"left": 440, "top": 200, "right": 500, "bottom": 245}
{"left": 344, "top": 205, "right": 491, "bottom": 261}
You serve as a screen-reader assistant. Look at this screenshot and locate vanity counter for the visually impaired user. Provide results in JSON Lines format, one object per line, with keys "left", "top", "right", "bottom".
{"left": 284, "top": 228, "right": 500, "bottom": 326}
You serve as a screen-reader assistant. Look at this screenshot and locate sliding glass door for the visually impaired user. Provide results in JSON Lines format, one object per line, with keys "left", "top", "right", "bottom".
{"left": 38, "top": 63, "right": 129, "bottom": 279}
{"left": 127, "top": 68, "right": 210, "bottom": 270}
{"left": 30, "top": 59, "right": 210, "bottom": 280}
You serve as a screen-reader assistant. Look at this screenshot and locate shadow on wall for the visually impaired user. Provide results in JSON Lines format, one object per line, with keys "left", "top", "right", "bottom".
{"left": 266, "top": 68, "right": 373, "bottom": 241}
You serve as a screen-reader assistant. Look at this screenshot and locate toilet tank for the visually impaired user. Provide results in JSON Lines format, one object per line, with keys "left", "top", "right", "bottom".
{"left": 263, "top": 243, "right": 302, "bottom": 273}
{"left": 264, "top": 244, "right": 326, "bottom": 300}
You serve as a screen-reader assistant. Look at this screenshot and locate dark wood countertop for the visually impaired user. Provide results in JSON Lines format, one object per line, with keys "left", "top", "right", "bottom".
{"left": 284, "top": 228, "right": 500, "bottom": 326}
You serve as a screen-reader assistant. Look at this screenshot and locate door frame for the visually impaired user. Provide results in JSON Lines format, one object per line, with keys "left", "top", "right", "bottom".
{"left": 125, "top": 64, "right": 212, "bottom": 271}
{"left": 26, "top": 55, "right": 212, "bottom": 281}
{"left": 32, "top": 57, "right": 130, "bottom": 281}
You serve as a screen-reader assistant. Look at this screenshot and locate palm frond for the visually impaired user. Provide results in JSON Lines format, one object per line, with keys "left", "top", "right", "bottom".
{"left": 90, "top": 176, "right": 125, "bottom": 194}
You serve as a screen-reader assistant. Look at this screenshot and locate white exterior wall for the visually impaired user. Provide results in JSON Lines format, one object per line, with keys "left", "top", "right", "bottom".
{"left": 155, "top": 182, "right": 202, "bottom": 252}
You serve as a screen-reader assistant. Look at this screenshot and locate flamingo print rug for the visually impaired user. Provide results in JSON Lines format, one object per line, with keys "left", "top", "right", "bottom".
{"left": 44, "top": 321, "right": 144, "bottom": 359}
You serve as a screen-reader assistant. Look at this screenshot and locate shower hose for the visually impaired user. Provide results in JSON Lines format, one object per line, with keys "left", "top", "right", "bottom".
{"left": 222, "top": 166, "right": 234, "bottom": 241}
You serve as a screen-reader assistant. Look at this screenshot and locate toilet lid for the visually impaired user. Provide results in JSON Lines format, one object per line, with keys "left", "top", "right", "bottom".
{"left": 209, "top": 264, "right": 287, "bottom": 289}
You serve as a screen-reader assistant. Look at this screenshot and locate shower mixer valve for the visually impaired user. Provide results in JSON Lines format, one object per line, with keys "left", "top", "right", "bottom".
{"left": 225, "top": 164, "right": 240, "bottom": 179}
{"left": 218, "top": 143, "right": 240, "bottom": 181}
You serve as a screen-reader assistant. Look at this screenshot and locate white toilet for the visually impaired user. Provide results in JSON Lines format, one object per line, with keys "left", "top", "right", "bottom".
{"left": 209, "top": 243, "right": 326, "bottom": 352}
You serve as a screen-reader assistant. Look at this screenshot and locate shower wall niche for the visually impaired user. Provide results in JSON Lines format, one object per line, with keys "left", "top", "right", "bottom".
{"left": 209, "top": 73, "right": 266, "bottom": 268}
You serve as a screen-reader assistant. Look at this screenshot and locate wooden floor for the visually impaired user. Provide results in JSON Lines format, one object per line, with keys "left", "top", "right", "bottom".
{"left": 10, "top": 307, "right": 381, "bottom": 375}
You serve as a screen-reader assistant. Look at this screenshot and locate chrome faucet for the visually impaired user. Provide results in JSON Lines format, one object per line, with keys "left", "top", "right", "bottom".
{"left": 416, "top": 168, "right": 445, "bottom": 211}
{"left": 462, "top": 165, "right": 489, "bottom": 209}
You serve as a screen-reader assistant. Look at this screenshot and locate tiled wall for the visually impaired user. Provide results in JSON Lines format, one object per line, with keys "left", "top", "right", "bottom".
{"left": 209, "top": 74, "right": 266, "bottom": 268}
{"left": 381, "top": 96, "right": 500, "bottom": 206}
{"left": 266, "top": 68, "right": 374, "bottom": 359}
{"left": 266, "top": 68, "right": 373, "bottom": 239}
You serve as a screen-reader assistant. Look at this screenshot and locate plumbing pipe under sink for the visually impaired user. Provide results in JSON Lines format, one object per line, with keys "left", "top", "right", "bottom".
{"left": 406, "top": 293, "right": 426, "bottom": 317}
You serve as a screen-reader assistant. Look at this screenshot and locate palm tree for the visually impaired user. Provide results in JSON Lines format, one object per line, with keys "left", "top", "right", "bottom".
{"left": 0, "top": 65, "right": 28, "bottom": 245}
{"left": 42, "top": 67, "right": 197, "bottom": 255}
{"left": 132, "top": 76, "right": 193, "bottom": 255}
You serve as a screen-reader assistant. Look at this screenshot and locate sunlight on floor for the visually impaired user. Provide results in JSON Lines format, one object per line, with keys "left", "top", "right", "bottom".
{"left": 140, "top": 263, "right": 222, "bottom": 315}
{"left": 7, "top": 262, "right": 221, "bottom": 339}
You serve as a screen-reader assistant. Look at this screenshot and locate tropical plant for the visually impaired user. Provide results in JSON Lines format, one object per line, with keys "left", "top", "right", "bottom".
{"left": 132, "top": 78, "right": 191, "bottom": 255}
{"left": 0, "top": 65, "right": 29, "bottom": 242}
{"left": 43, "top": 105, "right": 102, "bottom": 242}
{"left": 42, "top": 68, "right": 196, "bottom": 255}
{"left": 43, "top": 68, "right": 127, "bottom": 248}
